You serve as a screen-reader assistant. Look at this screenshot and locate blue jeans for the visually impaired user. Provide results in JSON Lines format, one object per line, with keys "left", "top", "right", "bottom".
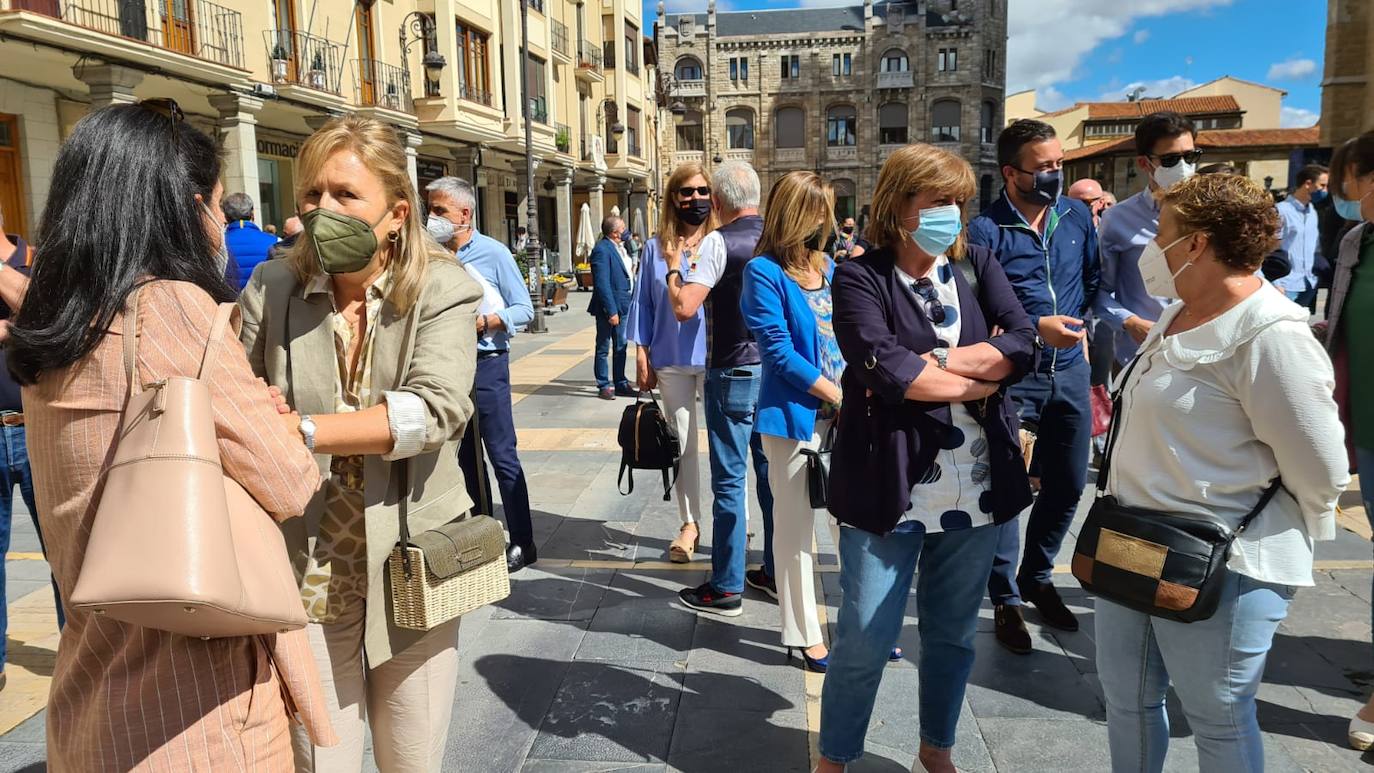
{"left": 593, "top": 314, "right": 629, "bottom": 391}
{"left": 0, "top": 422, "right": 64, "bottom": 671}
{"left": 1096, "top": 572, "right": 1293, "bottom": 773}
{"left": 704, "top": 365, "right": 761, "bottom": 594}
{"left": 989, "top": 356, "right": 1091, "bottom": 605}
{"left": 459, "top": 352, "right": 534, "bottom": 548}
{"left": 820, "top": 523, "right": 999, "bottom": 760}
{"left": 1357, "top": 446, "right": 1374, "bottom": 657}
{"left": 1285, "top": 286, "right": 1318, "bottom": 312}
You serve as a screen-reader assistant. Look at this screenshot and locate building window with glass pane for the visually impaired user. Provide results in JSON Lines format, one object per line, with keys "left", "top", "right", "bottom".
{"left": 826, "top": 105, "right": 856, "bottom": 147}
{"left": 879, "top": 102, "right": 908, "bottom": 144}
{"left": 980, "top": 101, "right": 996, "bottom": 143}
{"left": 781, "top": 54, "right": 799, "bottom": 79}
{"left": 775, "top": 106, "right": 804, "bottom": 148}
{"left": 627, "top": 106, "right": 641, "bottom": 156}
{"left": 456, "top": 22, "right": 492, "bottom": 106}
{"left": 624, "top": 21, "right": 639, "bottom": 73}
{"left": 726, "top": 109, "right": 754, "bottom": 149}
{"left": 938, "top": 48, "right": 958, "bottom": 72}
{"left": 881, "top": 49, "right": 908, "bottom": 72}
{"left": 676, "top": 58, "right": 702, "bottom": 80}
{"left": 931, "top": 99, "right": 961, "bottom": 142}
{"left": 833, "top": 179, "right": 856, "bottom": 220}
{"left": 677, "top": 109, "right": 704, "bottom": 151}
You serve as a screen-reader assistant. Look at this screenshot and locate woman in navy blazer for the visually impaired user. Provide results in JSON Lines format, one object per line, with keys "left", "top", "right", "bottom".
{"left": 740, "top": 171, "right": 848, "bottom": 673}
{"left": 816, "top": 145, "right": 1036, "bottom": 773}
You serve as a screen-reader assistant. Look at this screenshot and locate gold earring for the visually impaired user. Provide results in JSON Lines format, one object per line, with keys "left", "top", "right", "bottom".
{"left": 387, "top": 230, "right": 400, "bottom": 244}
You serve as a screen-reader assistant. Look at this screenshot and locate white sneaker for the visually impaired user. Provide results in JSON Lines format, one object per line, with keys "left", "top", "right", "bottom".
{"left": 1348, "top": 713, "right": 1374, "bottom": 751}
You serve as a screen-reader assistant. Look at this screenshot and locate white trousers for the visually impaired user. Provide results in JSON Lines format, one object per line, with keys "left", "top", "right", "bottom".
{"left": 291, "top": 602, "right": 461, "bottom": 773}
{"left": 763, "top": 419, "right": 838, "bottom": 649}
{"left": 656, "top": 367, "right": 705, "bottom": 525}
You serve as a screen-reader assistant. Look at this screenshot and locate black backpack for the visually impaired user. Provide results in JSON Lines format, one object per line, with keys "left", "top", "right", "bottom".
{"left": 617, "top": 392, "right": 681, "bottom": 501}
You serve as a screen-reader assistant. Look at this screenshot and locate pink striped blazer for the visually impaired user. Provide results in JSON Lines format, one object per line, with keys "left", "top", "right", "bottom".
{"left": 23, "top": 280, "right": 337, "bottom": 771}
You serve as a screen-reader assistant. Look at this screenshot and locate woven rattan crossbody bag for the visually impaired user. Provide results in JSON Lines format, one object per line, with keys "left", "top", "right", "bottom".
{"left": 1071, "top": 354, "right": 1283, "bottom": 623}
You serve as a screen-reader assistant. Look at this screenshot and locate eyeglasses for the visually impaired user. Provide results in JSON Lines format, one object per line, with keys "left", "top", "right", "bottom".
{"left": 138, "top": 97, "right": 186, "bottom": 141}
{"left": 678, "top": 186, "right": 712, "bottom": 198}
{"left": 1149, "top": 149, "right": 1204, "bottom": 168}
{"left": 911, "top": 278, "right": 946, "bottom": 324}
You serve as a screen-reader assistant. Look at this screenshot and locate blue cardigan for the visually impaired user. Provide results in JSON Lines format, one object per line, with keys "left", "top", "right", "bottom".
{"left": 626, "top": 237, "right": 707, "bottom": 369}
{"left": 740, "top": 254, "right": 835, "bottom": 442}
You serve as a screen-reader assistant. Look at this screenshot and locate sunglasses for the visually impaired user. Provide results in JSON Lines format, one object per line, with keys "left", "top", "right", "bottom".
{"left": 678, "top": 186, "right": 712, "bottom": 197}
{"left": 911, "top": 278, "right": 946, "bottom": 325}
{"left": 1150, "top": 149, "right": 1204, "bottom": 168}
{"left": 138, "top": 97, "right": 186, "bottom": 141}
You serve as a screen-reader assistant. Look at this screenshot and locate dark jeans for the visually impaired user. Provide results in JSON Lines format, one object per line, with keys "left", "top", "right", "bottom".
{"left": 593, "top": 313, "right": 629, "bottom": 391}
{"left": 459, "top": 352, "right": 534, "bottom": 549}
{"left": 0, "top": 422, "right": 64, "bottom": 671}
{"left": 988, "top": 356, "right": 1092, "bottom": 605}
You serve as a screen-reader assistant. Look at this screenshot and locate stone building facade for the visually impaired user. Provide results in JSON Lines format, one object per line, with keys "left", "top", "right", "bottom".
{"left": 1320, "top": 0, "right": 1374, "bottom": 147}
{"left": 653, "top": 0, "right": 1007, "bottom": 223}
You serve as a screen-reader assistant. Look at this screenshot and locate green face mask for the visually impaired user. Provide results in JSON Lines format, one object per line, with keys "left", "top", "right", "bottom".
{"left": 301, "top": 207, "right": 392, "bottom": 275}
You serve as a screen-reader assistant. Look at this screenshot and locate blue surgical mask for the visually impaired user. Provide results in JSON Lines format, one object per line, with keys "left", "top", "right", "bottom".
{"left": 909, "top": 204, "right": 963, "bottom": 256}
{"left": 1311, "top": 189, "right": 1329, "bottom": 204}
{"left": 1334, "top": 192, "right": 1366, "bottom": 222}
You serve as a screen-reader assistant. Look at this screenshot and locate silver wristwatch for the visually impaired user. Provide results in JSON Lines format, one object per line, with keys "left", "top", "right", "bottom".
{"left": 298, "top": 414, "right": 317, "bottom": 452}
{"left": 932, "top": 347, "right": 950, "bottom": 370}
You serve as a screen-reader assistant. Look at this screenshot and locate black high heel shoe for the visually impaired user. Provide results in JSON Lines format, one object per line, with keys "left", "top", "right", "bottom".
{"left": 787, "top": 647, "right": 830, "bottom": 673}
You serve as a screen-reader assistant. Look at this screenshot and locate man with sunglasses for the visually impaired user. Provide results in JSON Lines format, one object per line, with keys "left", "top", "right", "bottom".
{"left": 1096, "top": 111, "right": 1201, "bottom": 362}
{"left": 968, "top": 118, "right": 1100, "bottom": 654}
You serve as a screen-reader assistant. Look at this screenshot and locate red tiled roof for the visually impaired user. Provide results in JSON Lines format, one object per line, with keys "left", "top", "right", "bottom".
{"left": 1084, "top": 96, "right": 1242, "bottom": 119}
{"left": 1063, "top": 127, "right": 1320, "bottom": 162}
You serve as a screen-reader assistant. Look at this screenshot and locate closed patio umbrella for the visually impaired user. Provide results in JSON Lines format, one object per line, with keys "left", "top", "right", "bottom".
{"left": 576, "top": 202, "right": 595, "bottom": 262}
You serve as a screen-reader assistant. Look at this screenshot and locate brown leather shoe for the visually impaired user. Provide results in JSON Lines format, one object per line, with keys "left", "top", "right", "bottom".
{"left": 994, "top": 604, "right": 1033, "bottom": 655}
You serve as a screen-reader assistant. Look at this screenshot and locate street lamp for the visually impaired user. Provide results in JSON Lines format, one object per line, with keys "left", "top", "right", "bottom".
{"left": 519, "top": 0, "right": 547, "bottom": 333}
{"left": 399, "top": 12, "right": 446, "bottom": 97}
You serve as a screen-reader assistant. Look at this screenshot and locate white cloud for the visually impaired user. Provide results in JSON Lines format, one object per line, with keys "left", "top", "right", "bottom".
{"left": 1006, "top": 0, "right": 1233, "bottom": 94}
{"left": 1036, "top": 86, "right": 1073, "bottom": 112}
{"left": 1098, "top": 76, "right": 1197, "bottom": 101}
{"left": 1280, "top": 106, "right": 1319, "bottom": 128}
{"left": 1133, "top": 29, "right": 1150, "bottom": 44}
{"left": 1267, "top": 57, "right": 1317, "bottom": 81}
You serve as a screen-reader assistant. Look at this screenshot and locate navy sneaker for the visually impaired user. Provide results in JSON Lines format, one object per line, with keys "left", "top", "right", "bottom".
{"left": 678, "top": 582, "right": 742, "bottom": 617}
{"left": 745, "top": 568, "right": 778, "bottom": 600}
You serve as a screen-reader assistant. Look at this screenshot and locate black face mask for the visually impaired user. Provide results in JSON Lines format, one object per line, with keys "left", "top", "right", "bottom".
{"left": 678, "top": 199, "right": 712, "bottom": 226}
{"left": 841, "top": 226, "right": 855, "bottom": 235}
{"left": 1014, "top": 168, "right": 1063, "bottom": 206}
{"left": 804, "top": 228, "right": 826, "bottom": 252}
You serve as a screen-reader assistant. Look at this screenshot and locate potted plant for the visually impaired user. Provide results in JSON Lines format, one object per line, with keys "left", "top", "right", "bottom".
{"left": 383, "top": 81, "right": 400, "bottom": 110}
{"left": 575, "top": 261, "right": 593, "bottom": 290}
{"left": 270, "top": 44, "right": 290, "bottom": 83}
{"left": 555, "top": 126, "right": 571, "bottom": 153}
{"left": 306, "top": 52, "right": 327, "bottom": 90}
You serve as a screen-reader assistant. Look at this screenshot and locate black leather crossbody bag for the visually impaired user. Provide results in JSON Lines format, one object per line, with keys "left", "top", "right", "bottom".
{"left": 1071, "top": 354, "right": 1282, "bottom": 623}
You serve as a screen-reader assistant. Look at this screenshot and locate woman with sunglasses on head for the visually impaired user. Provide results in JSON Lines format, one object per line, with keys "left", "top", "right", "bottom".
{"left": 1092, "top": 173, "right": 1348, "bottom": 772}
{"left": 8, "top": 102, "right": 336, "bottom": 770}
{"left": 626, "top": 163, "right": 713, "bottom": 561}
{"left": 238, "top": 115, "right": 483, "bottom": 770}
{"left": 817, "top": 144, "right": 1035, "bottom": 773}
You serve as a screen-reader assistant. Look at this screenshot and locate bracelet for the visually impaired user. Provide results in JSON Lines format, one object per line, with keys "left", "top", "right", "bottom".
{"left": 665, "top": 269, "right": 682, "bottom": 286}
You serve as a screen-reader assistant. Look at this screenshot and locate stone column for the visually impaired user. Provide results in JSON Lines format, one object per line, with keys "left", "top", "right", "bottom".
{"left": 76, "top": 64, "right": 143, "bottom": 109}
{"left": 554, "top": 167, "right": 575, "bottom": 272}
{"left": 399, "top": 129, "right": 423, "bottom": 192}
{"left": 451, "top": 146, "right": 481, "bottom": 184}
{"left": 208, "top": 93, "right": 265, "bottom": 218}
{"left": 588, "top": 173, "right": 607, "bottom": 242}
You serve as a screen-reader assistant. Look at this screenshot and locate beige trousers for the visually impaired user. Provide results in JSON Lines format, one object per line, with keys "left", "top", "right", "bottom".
{"left": 656, "top": 367, "right": 705, "bottom": 525}
{"left": 291, "top": 602, "right": 461, "bottom": 773}
{"left": 763, "top": 419, "right": 839, "bottom": 649}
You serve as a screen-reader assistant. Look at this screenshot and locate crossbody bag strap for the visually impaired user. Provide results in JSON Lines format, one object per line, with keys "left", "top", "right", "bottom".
{"left": 196, "top": 302, "right": 238, "bottom": 380}
{"left": 1235, "top": 477, "right": 1285, "bottom": 536}
{"left": 397, "top": 458, "right": 413, "bottom": 578}
{"left": 123, "top": 287, "right": 142, "bottom": 396}
{"left": 1094, "top": 353, "right": 1147, "bottom": 495}
{"left": 953, "top": 257, "right": 980, "bottom": 300}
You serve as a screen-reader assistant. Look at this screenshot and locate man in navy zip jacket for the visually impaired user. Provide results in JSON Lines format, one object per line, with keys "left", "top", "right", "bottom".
{"left": 967, "top": 119, "right": 1099, "bottom": 655}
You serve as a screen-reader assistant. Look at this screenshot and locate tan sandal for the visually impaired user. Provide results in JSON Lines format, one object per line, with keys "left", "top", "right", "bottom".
{"left": 668, "top": 523, "right": 699, "bottom": 563}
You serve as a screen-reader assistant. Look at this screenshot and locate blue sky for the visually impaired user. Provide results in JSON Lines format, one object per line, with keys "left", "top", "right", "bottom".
{"left": 643, "top": 0, "right": 1325, "bottom": 127}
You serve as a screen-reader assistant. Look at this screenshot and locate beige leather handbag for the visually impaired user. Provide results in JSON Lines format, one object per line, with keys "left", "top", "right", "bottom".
{"left": 69, "top": 288, "right": 309, "bottom": 638}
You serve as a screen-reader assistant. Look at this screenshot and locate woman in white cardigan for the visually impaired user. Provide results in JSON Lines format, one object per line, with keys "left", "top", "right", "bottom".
{"left": 1094, "top": 173, "right": 1350, "bottom": 773}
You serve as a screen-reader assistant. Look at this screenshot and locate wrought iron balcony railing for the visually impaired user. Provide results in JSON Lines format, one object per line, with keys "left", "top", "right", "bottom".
{"left": 61, "top": 0, "right": 244, "bottom": 67}
{"left": 550, "top": 19, "right": 568, "bottom": 56}
{"left": 353, "top": 59, "right": 411, "bottom": 112}
{"left": 458, "top": 82, "right": 492, "bottom": 107}
{"left": 577, "top": 41, "right": 601, "bottom": 72}
{"left": 265, "top": 29, "right": 344, "bottom": 94}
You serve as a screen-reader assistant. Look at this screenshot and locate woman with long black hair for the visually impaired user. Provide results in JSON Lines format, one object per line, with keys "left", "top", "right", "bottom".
{"left": 9, "top": 102, "right": 334, "bottom": 771}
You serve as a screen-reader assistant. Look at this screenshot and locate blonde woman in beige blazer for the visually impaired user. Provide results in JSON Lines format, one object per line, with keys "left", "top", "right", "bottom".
{"left": 9, "top": 104, "right": 336, "bottom": 771}
{"left": 238, "top": 116, "right": 481, "bottom": 772}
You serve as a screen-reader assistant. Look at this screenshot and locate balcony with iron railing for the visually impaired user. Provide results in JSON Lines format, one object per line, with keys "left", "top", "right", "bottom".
{"left": 576, "top": 41, "right": 602, "bottom": 81}
{"left": 353, "top": 59, "right": 411, "bottom": 112}
{"left": 266, "top": 29, "right": 344, "bottom": 94}
{"left": 458, "top": 82, "right": 493, "bottom": 107}
{"left": 555, "top": 122, "right": 571, "bottom": 153}
{"left": 53, "top": 0, "right": 244, "bottom": 67}
{"left": 550, "top": 19, "right": 569, "bottom": 59}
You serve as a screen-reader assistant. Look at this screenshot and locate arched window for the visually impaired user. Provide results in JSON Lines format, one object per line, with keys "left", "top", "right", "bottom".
{"left": 979, "top": 173, "right": 994, "bottom": 210}
{"left": 675, "top": 57, "right": 703, "bottom": 81}
{"left": 775, "top": 106, "right": 805, "bottom": 148}
{"left": 826, "top": 104, "right": 857, "bottom": 147}
{"left": 833, "top": 178, "right": 856, "bottom": 221}
{"left": 980, "top": 100, "right": 997, "bottom": 144}
{"left": 726, "top": 108, "right": 755, "bottom": 150}
{"left": 880, "top": 49, "right": 908, "bottom": 73}
{"left": 676, "top": 109, "right": 704, "bottom": 151}
{"left": 931, "top": 99, "right": 961, "bottom": 142}
{"left": 879, "top": 102, "right": 908, "bottom": 145}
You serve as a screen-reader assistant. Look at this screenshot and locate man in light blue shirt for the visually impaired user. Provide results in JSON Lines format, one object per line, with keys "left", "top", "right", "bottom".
{"left": 426, "top": 176, "right": 539, "bottom": 572}
{"left": 1275, "top": 164, "right": 1328, "bottom": 311}
{"left": 1096, "top": 111, "right": 1201, "bottom": 362}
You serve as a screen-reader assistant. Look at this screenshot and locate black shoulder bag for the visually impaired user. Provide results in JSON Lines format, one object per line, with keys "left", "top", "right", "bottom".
{"left": 799, "top": 420, "right": 837, "bottom": 509}
{"left": 617, "top": 391, "right": 681, "bottom": 501}
{"left": 1071, "top": 354, "right": 1283, "bottom": 623}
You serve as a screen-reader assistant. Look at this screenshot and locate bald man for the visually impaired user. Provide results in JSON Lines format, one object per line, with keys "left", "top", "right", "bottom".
{"left": 1067, "top": 179, "right": 1109, "bottom": 226}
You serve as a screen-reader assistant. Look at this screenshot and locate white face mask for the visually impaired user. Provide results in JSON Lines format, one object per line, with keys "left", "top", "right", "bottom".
{"left": 426, "top": 213, "right": 456, "bottom": 245}
{"left": 1151, "top": 159, "right": 1196, "bottom": 190}
{"left": 1137, "top": 232, "right": 1197, "bottom": 299}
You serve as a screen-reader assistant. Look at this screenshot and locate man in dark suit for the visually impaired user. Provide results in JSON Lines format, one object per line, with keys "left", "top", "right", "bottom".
{"left": 589, "top": 215, "right": 634, "bottom": 399}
